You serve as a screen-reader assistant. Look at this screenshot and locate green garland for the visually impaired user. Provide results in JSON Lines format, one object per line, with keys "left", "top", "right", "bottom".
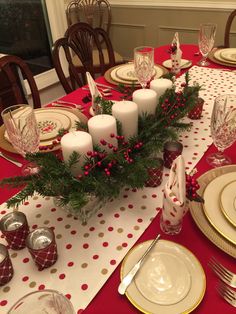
{"left": 0, "top": 72, "right": 201, "bottom": 221}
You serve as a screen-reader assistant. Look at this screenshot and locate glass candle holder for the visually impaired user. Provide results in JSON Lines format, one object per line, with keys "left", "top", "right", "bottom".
{"left": 188, "top": 97, "right": 204, "bottom": 120}
{"left": 163, "top": 141, "right": 183, "bottom": 169}
{"left": 0, "top": 243, "right": 14, "bottom": 286}
{"left": 26, "top": 227, "right": 58, "bottom": 271}
{"left": 145, "top": 158, "right": 164, "bottom": 187}
{"left": 0, "top": 211, "right": 29, "bottom": 250}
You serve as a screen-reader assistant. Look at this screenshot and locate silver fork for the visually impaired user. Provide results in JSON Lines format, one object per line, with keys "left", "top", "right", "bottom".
{"left": 216, "top": 282, "right": 236, "bottom": 307}
{"left": 208, "top": 257, "right": 236, "bottom": 288}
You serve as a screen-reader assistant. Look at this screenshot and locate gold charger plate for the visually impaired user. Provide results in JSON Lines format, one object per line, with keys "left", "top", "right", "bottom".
{"left": 220, "top": 180, "right": 236, "bottom": 228}
{"left": 0, "top": 107, "right": 87, "bottom": 154}
{"left": 208, "top": 49, "right": 236, "bottom": 68}
{"left": 120, "top": 239, "right": 206, "bottom": 314}
{"left": 104, "top": 64, "right": 168, "bottom": 86}
{"left": 189, "top": 165, "right": 236, "bottom": 258}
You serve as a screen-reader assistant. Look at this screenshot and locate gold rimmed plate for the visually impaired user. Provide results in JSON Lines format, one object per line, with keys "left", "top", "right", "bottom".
{"left": 220, "top": 180, "right": 236, "bottom": 228}
{"left": 208, "top": 49, "right": 236, "bottom": 68}
{"left": 120, "top": 239, "right": 206, "bottom": 314}
{"left": 220, "top": 48, "right": 236, "bottom": 63}
{"left": 190, "top": 165, "right": 236, "bottom": 258}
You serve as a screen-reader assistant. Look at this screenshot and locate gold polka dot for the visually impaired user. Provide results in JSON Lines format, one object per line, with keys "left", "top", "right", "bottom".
{"left": 67, "top": 214, "right": 73, "bottom": 218}
{"left": 29, "top": 282, "right": 36, "bottom": 288}
{"left": 35, "top": 214, "right": 41, "bottom": 218}
{"left": 150, "top": 217, "right": 154, "bottom": 221}
{"left": 45, "top": 196, "right": 50, "bottom": 200}
{"left": 81, "top": 263, "right": 88, "bottom": 268}
{"left": 33, "top": 196, "right": 38, "bottom": 200}
{"left": 83, "top": 233, "right": 89, "bottom": 238}
{"left": 65, "top": 224, "right": 71, "bottom": 229}
{"left": 74, "top": 217, "right": 79, "bottom": 221}
{"left": 50, "top": 268, "right": 57, "bottom": 274}
{"left": 142, "top": 195, "right": 147, "bottom": 199}
{"left": 56, "top": 234, "right": 62, "bottom": 239}
{"left": 120, "top": 207, "right": 125, "bottom": 211}
{"left": 100, "top": 220, "right": 105, "bottom": 224}
{"left": 82, "top": 221, "right": 87, "bottom": 225}
{"left": 192, "top": 157, "right": 197, "bottom": 160}
{"left": 44, "top": 220, "right": 50, "bottom": 225}
{"left": 3, "top": 286, "right": 10, "bottom": 292}
{"left": 98, "top": 232, "right": 104, "bottom": 237}
{"left": 141, "top": 205, "right": 146, "bottom": 210}
{"left": 117, "top": 228, "right": 123, "bottom": 233}
{"left": 195, "top": 144, "right": 199, "bottom": 147}
{"left": 101, "top": 268, "right": 108, "bottom": 275}
{"left": 11, "top": 253, "right": 17, "bottom": 258}
{"left": 134, "top": 226, "right": 140, "bottom": 231}
{"left": 116, "top": 245, "right": 122, "bottom": 251}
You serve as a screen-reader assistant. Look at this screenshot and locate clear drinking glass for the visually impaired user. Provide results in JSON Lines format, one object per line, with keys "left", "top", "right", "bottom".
{"left": 134, "top": 46, "right": 154, "bottom": 88}
{"left": 1, "top": 104, "right": 40, "bottom": 175}
{"left": 197, "top": 23, "right": 217, "bottom": 66}
{"left": 7, "top": 289, "right": 75, "bottom": 314}
{"left": 207, "top": 94, "right": 236, "bottom": 167}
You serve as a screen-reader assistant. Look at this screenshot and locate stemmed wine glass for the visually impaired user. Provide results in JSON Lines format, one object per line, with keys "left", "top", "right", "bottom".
{"left": 198, "top": 23, "right": 217, "bottom": 66}
{"left": 134, "top": 46, "right": 154, "bottom": 88}
{"left": 207, "top": 94, "right": 236, "bottom": 167}
{"left": 1, "top": 104, "right": 40, "bottom": 175}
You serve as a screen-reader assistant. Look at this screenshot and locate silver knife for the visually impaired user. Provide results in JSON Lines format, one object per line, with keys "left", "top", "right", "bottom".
{"left": 0, "top": 151, "right": 22, "bottom": 167}
{"left": 118, "top": 234, "right": 161, "bottom": 295}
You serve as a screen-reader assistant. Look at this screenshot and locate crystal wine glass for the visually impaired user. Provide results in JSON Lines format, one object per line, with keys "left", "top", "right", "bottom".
{"left": 134, "top": 46, "right": 154, "bottom": 88}
{"left": 197, "top": 23, "right": 217, "bottom": 66}
{"left": 1, "top": 104, "right": 40, "bottom": 175}
{"left": 207, "top": 94, "right": 236, "bottom": 167}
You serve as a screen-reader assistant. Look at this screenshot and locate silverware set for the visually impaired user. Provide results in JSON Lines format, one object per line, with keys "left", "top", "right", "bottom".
{"left": 209, "top": 256, "right": 236, "bottom": 307}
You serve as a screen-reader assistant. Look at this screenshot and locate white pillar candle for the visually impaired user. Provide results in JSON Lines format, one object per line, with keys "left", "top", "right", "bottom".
{"left": 61, "top": 131, "right": 93, "bottom": 176}
{"left": 150, "top": 78, "right": 173, "bottom": 99}
{"left": 88, "top": 114, "right": 117, "bottom": 152}
{"left": 132, "top": 88, "right": 158, "bottom": 116}
{"left": 112, "top": 100, "right": 138, "bottom": 140}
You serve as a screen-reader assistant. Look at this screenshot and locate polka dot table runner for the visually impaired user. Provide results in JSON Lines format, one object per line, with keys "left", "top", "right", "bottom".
{"left": 1, "top": 66, "right": 236, "bottom": 312}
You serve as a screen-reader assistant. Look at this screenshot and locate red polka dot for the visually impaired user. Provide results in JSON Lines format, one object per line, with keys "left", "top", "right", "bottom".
{"left": 137, "top": 218, "right": 143, "bottom": 223}
{"left": 0, "top": 300, "right": 7, "bottom": 306}
{"left": 103, "top": 242, "right": 108, "bottom": 247}
{"left": 71, "top": 230, "right": 77, "bottom": 235}
{"left": 66, "top": 244, "right": 72, "bottom": 249}
{"left": 51, "top": 207, "right": 57, "bottom": 212}
{"left": 67, "top": 262, "right": 74, "bottom": 267}
{"left": 59, "top": 274, "right": 66, "bottom": 280}
{"left": 83, "top": 243, "right": 89, "bottom": 249}
{"left": 89, "top": 227, "right": 95, "bottom": 231}
{"left": 38, "top": 284, "right": 45, "bottom": 290}
{"left": 93, "top": 255, "right": 99, "bottom": 260}
{"left": 0, "top": 210, "right": 6, "bottom": 215}
{"left": 97, "top": 213, "right": 103, "bottom": 217}
{"left": 127, "top": 233, "right": 133, "bottom": 238}
{"left": 108, "top": 226, "right": 113, "bottom": 231}
{"left": 152, "top": 194, "right": 157, "bottom": 198}
{"left": 24, "top": 201, "right": 29, "bottom": 206}
{"left": 22, "top": 276, "right": 29, "bottom": 282}
{"left": 32, "top": 224, "right": 38, "bottom": 229}
{"left": 122, "top": 242, "right": 128, "bottom": 247}
{"left": 110, "top": 259, "right": 116, "bottom": 265}
{"left": 65, "top": 294, "right": 71, "bottom": 300}
{"left": 57, "top": 217, "right": 63, "bottom": 222}
{"left": 132, "top": 188, "right": 137, "bottom": 192}
{"left": 123, "top": 194, "right": 128, "bottom": 198}
{"left": 23, "top": 257, "right": 29, "bottom": 263}
{"left": 128, "top": 204, "right": 133, "bottom": 209}
{"left": 114, "top": 213, "right": 120, "bottom": 218}
{"left": 77, "top": 310, "right": 84, "bottom": 314}
{"left": 81, "top": 284, "right": 88, "bottom": 290}
{"left": 36, "top": 204, "right": 42, "bottom": 208}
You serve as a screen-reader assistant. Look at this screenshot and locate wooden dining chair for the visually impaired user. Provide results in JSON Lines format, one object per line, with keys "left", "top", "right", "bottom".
{"left": 0, "top": 55, "right": 41, "bottom": 124}
{"left": 223, "top": 9, "right": 236, "bottom": 48}
{"left": 66, "top": 0, "right": 124, "bottom": 66}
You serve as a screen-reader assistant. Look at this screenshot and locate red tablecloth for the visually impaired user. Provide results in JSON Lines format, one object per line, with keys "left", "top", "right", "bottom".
{"left": 1, "top": 45, "right": 236, "bottom": 314}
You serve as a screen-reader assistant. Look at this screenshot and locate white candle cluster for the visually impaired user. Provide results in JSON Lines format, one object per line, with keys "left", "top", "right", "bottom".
{"left": 150, "top": 78, "right": 173, "bottom": 100}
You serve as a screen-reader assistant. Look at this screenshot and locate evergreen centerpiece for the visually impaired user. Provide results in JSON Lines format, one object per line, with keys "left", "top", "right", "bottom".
{"left": 0, "top": 73, "right": 201, "bottom": 222}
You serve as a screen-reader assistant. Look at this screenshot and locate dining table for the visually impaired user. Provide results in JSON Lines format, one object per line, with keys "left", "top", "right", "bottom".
{"left": 0, "top": 44, "right": 236, "bottom": 314}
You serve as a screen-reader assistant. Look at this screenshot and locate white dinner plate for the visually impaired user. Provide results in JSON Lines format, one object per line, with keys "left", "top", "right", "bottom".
{"left": 203, "top": 172, "right": 236, "bottom": 245}
{"left": 162, "top": 59, "right": 192, "bottom": 69}
{"left": 110, "top": 64, "right": 164, "bottom": 85}
{"left": 120, "top": 239, "right": 206, "bottom": 314}
{"left": 220, "top": 48, "right": 236, "bottom": 62}
{"left": 115, "top": 64, "right": 156, "bottom": 82}
{"left": 213, "top": 49, "right": 236, "bottom": 65}
{"left": 220, "top": 180, "right": 236, "bottom": 228}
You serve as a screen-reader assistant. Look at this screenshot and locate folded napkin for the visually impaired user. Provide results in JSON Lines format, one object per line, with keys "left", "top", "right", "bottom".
{"left": 170, "top": 32, "right": 182, "bottom": 75}
{"left": 86, "top": 72, "right": 102, "bottom": 115}
{"left": 162, "top": 155, "right": 187, "bottom": 226}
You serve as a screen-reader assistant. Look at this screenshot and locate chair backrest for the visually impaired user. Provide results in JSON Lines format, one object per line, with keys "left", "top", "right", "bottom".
{"left": 66, "top": 0, "right": 111, "bottom": 37}
{"left": 0, "top": 55, "right": 41, "bottom": 124}
{"left": 53, "top": 22, "right": 117, "bottom": 94}
{"left": 224, "top": 9, "right": 236, "bottom": 48}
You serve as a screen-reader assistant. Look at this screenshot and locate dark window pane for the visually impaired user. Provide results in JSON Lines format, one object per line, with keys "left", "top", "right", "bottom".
{"left": 0, "top": 0, "right": 53, "bottom": 75}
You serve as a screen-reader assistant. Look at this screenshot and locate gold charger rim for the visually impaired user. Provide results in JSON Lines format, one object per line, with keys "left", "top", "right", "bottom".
{"left": 189, "top": 165, "right": 236, "bottom": 258}
{"left": 0, "top": 107, "right": 87, "bottom": 154}
{"left": 104, "top": 64, "right": 168, "bottom": 86}
{"left": 208, "top": 49, "right": 236, "bottom": 68}
{"left": 120, "top": 239, "right": 206, "bottom": 314}
{"left": 220, "top": 180, "right": 236, "bottom": 228}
